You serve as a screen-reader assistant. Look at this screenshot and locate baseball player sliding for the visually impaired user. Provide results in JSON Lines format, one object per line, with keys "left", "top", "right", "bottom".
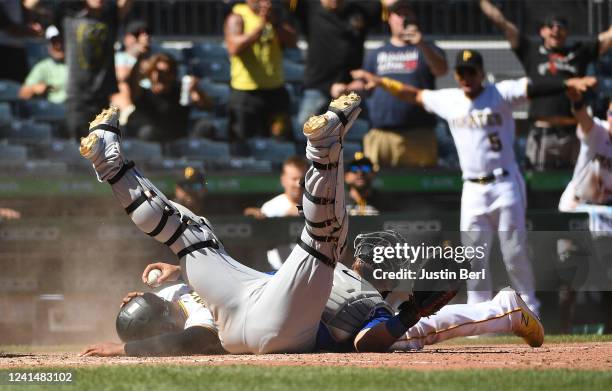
{"left": 352, "top": 50, "right": 597, "bottom": 313}
{"left": 79, "top": 94, "right": 361, "bottom": 354}
{"left": 80, "top": 246, "right": 543, "bottom": 357}
{"left": 81, "top": 94, "right": 469, "bottom": 354}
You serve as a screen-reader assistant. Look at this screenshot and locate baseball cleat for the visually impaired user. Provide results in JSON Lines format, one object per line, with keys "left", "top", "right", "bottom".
{"left": 79, "top": 106, "right": 126, "bottom": 182}
{"left": 303, "top": 93, "right": 361, "bottom": 143}
{"left": 79, "top": 106, "right": 121, "bottom": 159}
{"left": 496, "top": 288, "right": 544, "bottom": 347}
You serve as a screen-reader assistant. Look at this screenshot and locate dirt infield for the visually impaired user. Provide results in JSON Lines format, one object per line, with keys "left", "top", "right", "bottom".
{"left": 2, "top": 342, "right": 611, "bottom": 371}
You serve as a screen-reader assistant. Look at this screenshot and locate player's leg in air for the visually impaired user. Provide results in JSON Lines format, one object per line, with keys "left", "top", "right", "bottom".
{"left": 237, "top": 93, "right": 361, "bottom": 353}
{"left": 391, "top": 287, "right": 544, "bottom": 351}
{"left": 79, "top": 94, "right": 361, "bottom": 354}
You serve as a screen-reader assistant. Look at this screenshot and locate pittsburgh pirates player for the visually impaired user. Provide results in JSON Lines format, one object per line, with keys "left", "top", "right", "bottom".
{"left": 79, "top": 94, "right": 366, "bottom": 354}
{"left": 559, "top": 99, "right": 612, "bottom": 223}
{"left": 352, "top": 50, "right": 597, "bottom": 313}
{"left": 81, "top": 282, "right": 224, "bottom": 357}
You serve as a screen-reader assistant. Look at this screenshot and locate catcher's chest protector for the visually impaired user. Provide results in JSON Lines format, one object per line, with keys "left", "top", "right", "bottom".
{"left": 322, "top": 264, "right": 394, "bottom": 342}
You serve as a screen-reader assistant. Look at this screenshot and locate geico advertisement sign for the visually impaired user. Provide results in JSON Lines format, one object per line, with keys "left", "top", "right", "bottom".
{"left": 0, "top": 227, "right": 60, "bottom": 241}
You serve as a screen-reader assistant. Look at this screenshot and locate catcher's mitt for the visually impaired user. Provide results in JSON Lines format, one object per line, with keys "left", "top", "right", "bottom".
{"left": 397, "top": 256, "right": 469, "bottom": 326}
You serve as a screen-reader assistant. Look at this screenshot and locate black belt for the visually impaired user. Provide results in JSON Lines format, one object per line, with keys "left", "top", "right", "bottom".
{"left": 466, "top": 169, "right": 509, "bottom": 184}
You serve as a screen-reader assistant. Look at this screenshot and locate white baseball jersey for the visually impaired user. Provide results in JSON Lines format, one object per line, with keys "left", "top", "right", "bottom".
{"left": 560, "top": 118, "right": 612, "bottom": 210}
{"left": 155, "top": 283, "right": 216, "bottom": 331}
{"left": 421, "top": 79, "right": 538, "bottom": 313}
{"left": 421, "top": 78, "right": 529, "bottom": 179}
{"left": 260, "top": 193, "right": 294, "bottom": 217}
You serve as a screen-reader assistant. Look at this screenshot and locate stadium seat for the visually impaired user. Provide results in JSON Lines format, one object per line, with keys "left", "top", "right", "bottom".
{"left": 188, "top": 41, "right": 228, "bottom": 61}
{"left": 29, "top": 139, "right": 83, "bottom": 164}
{"left": 199, "top": 80, "right": 230, "bottom": 106}
{"left": 211, "top": 117, "right": 228, "bottom": 140}
{"left": 1, "top": 120, "right": 52, "bottom": 142}
{"left": 283, "top": 59, "right": 305, "bottom": 83}
{"left": 0, "top": 79, "right": 21, "bottom": 101}
{"left": 0, "top": 143, "right": 27, "bottom": 162}
{"left": 0, "top": 102, "right": 12, "bottom": 119}
{"left": 166, "top": 138, "right": 230, "bottom": 160}
{"left": 247, "top": 138, "right": 296, "bottom": 164}
{"left": 21, "top": 100, "right": 66, "bottom": 122}
{"left": 121, "top": 139, "right": 163, "bottom": 162}
{"left": 190, "top": 59, "right": 231, "bottom": 83}
{"left": 283, "top": 48, "right": 303, "bottom": 63}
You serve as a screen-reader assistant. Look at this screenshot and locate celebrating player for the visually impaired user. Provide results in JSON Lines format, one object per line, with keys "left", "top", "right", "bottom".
{"left": 351, "top": 50, "right": 597, "bottom": 313}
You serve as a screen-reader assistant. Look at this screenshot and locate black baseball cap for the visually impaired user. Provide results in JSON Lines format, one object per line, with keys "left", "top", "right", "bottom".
{"left": 455, "top": 50, "right": 484, "bottom": 70}
{"left": 542, "top": 15, "right": 569, "bottom": 29}
{"left": 177, "top": 166, "right": 206, "bottom": 192}
{"left": 347, "top": 152, "right": 374, "bottom": 173}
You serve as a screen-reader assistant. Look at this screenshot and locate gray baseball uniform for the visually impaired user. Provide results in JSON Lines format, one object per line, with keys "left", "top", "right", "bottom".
{"left": 83, "top": 103, "right": 358, "bottom": 354}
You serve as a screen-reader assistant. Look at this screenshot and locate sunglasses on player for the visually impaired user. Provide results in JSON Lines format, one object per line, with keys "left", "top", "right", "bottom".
{"left": 349, "top": 165, "right": 373, "bottom": 173}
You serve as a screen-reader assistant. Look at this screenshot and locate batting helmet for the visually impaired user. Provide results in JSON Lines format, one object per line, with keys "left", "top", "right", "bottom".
{"left": 116, "top": 292, "right": 178, "bottom": 342}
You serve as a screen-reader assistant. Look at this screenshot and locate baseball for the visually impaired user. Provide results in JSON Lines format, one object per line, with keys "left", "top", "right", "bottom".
{"left": 147, "top": 268, "right": 162, "bottom": 287}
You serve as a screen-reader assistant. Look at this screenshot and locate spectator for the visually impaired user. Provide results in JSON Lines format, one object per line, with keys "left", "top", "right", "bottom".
{"left": 62, "top": 0, "right": 133, "bottom": 140}
{"left": 345, "top": 153, "right": 384, "bottom": 216}
{"left": 19, "top": 25, "right": 66, "bottom": 104}
{"left": 224, "top": 0, "right": 297, "bottom": 155}
{"left": 480, "top": 0, "right": 612, "bottom": 171}
{"left": 112, "top": 19, "right": 152, "bottom": 114}
{"left": 174, "top": 166, "right": 207, "bottom": 217}
{"left": 358, "top": 0, "right": 447, "bottom": 168}
{"left": 244, "top": 155, "right": 307, "bottom": 218}
{"left": 293, "top": 0, "right": 381, "bottom": 126}
{"left": 126, "top": 53, "right": 212, "bottom": 143}
{"left": 0, "top": 0, "right": 43, "bottom": 82}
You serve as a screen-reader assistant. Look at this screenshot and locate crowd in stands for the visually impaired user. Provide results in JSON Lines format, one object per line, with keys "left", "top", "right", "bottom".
{"left": 0, "top": 0, "right": 610, "bottom": 175}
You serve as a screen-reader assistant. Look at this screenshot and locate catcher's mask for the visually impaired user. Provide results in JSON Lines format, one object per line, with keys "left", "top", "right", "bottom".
{"left": 116, "top": 292, "right": 178, "bottom": 342}
{"left": 351, "top": 230, "right": 411, "bottom": 293}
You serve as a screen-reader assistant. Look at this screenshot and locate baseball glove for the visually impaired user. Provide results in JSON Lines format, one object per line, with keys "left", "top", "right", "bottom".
{"left": 397, "top": 256, "right": 468, "bottom": 324}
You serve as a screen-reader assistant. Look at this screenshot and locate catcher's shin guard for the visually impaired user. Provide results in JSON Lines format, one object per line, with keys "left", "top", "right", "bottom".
{"left": 80, "top": 106, "right": 221, "bottom": 259}
{"left": 299, "top": 93, "right": 361, "bottom": 266}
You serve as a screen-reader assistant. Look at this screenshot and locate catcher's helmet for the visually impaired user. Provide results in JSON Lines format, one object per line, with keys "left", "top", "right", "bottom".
{"left": 116, "top": 292, "right": 178, "bottom": 342}
{"left": 352, "top": 230, "right": 412, "bottom": 292}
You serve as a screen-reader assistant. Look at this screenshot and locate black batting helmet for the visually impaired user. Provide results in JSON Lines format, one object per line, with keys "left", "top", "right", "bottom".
{"left": 116, "top": 292, "right": 178, "bottom": 342}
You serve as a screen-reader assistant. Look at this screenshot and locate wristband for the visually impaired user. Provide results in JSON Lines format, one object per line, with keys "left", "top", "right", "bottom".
{"left": 385, "top": 315, "right": 411, "bottom": 339}
{"left": 380, "top": 77, "right": 404, "bottom": 97}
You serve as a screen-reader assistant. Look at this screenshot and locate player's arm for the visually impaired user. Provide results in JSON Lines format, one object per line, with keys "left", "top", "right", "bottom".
{"left": 479, "top": 0, "right": 520, "bottom": 49}
{"left": 567, "top": 90, "right": 595, "bottom": 136}
{"left": 350, "top": 69, "right": 426, "bottom": 106}
{"left": 224, "top": 13, "right": 265, "bottom": 56}
{"left": 353, "top": 307, "right": 420, "bottom": 353}
{"left": 598, "top": 25, "right": 612, "bottom": 55}
{"left": 525, "top": 77, "right": 597, "bottom": 99}
{"left": 80, "top": 326, "right": 224, "bottom": 357}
